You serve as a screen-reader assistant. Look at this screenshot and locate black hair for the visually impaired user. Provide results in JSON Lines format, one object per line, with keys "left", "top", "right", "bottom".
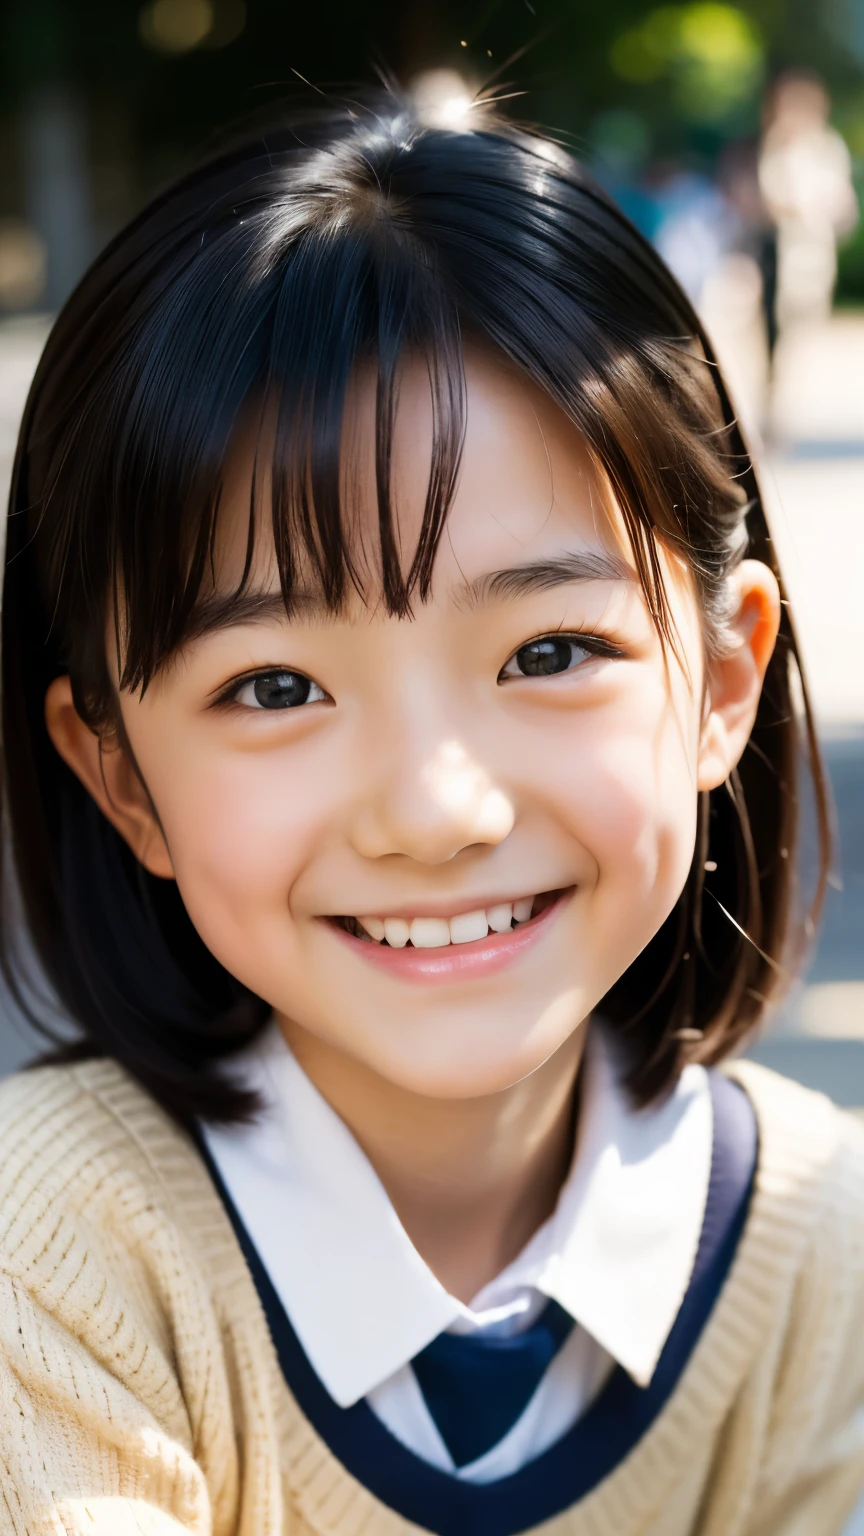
{"left": 1, "top": 94, "right": 829, "bottom": 1126}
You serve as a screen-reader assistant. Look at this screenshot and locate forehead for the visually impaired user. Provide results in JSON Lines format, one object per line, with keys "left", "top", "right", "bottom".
{"left": 214, "top": 349, "right": 631, "bottom": 606}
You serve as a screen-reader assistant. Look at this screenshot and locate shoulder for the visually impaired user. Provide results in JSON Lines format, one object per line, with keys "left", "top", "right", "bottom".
{"left": 726, "top": 1059, "right": 864, "bottom": 1332}
{"left": 0, "top": 1058, "right": 255, "bottom": 1439}
{"left": 727, "top": 1057, "right": 864, "bottom": 1207}
{"left": 714, "top": 1063, "right": 864, "bottom": 1507}
{"left": 0, "top": 1057, "right": 226, "bottom": 1313}
{"left": 0, "top": 1057, "right": 201, "bottom": 1239}
{"left": 0, "top": 1051, "right": 179, "bottom": 1152}
{"left": 0, "top": 1063, "right": 253, "bottom": 1523}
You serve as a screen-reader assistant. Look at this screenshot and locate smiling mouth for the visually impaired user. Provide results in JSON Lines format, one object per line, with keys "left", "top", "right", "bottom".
{"left": 330, "top": 891, "right": 564, "bottom": 951}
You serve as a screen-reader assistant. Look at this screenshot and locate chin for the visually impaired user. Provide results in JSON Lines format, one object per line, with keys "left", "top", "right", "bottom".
{"left": 382, "top": 1058, "right": 539, "bottom": 1101}
{"left": 367, "top": 1000, "right": 588, "bottom": 1100}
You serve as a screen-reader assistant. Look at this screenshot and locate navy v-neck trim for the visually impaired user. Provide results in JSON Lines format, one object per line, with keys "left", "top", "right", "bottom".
{"left": 198, "top": 1070, "right": 757, "bottom": 1536}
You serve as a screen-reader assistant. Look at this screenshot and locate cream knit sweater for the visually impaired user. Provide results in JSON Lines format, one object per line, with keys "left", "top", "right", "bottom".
{"left": 1, "top": 1057, "right": 864, "bottom": 1536}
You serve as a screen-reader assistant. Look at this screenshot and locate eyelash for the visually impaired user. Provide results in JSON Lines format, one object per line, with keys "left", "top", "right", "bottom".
{"left": 215, "top": 631, "right": 624, "bottom": 712}
{"left": 217, "top": 672, "right": 329, "bottom": 712}
{"left": 498, "top": 631, "right": 625, "bottom": 682}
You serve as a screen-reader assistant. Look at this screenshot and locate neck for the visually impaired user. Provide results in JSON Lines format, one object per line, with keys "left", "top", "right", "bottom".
{"left": 277, "top": 1017, "right": 587, "bottom": 1304}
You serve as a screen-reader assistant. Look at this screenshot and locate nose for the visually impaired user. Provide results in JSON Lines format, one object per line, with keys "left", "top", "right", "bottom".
{"left": 350, "top": 738, "right": 515, "bottom": 865}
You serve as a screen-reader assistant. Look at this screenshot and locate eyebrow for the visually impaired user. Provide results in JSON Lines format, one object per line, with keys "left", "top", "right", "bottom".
{"left": 455, "top": 550, "right": 635, "bottom": 610}
{"left": 182, "top": 589, "right": 310, "bottom": 646}
{"left": 182, "top": 549, "right": 635, "bottom": 644}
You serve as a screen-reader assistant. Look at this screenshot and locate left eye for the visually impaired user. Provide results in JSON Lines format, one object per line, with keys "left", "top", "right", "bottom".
{"left": 234, "top": 671, "right": 327, "bottom": 709}
{"left": 499, "top": 636, "right": 596, "bottom": 680}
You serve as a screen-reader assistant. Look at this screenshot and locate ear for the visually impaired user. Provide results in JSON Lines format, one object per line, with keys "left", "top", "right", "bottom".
{"left": 697, "top": 560, "right": 782, "bottom": 792}
{"left": 44, "top": 676, "right": 175, "bottom": 879}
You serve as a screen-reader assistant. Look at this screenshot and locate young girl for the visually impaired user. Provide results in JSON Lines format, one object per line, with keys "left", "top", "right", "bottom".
{"left": 0, "top": 95, "right": 862, "bottom": 1536}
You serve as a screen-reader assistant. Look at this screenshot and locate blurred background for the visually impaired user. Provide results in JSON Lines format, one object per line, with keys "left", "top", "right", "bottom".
{"left": 0, "top": 0, "right": 862, "bottom": 1092}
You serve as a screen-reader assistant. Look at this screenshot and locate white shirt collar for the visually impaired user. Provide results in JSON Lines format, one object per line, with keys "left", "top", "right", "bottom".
{"left": 203, "top": 1022, "right": 712, "bottom": 1406}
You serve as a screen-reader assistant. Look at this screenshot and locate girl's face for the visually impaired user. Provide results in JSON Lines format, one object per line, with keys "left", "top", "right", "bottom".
{"left": 48, "top": 353, "right": 780, "bottom": 1098}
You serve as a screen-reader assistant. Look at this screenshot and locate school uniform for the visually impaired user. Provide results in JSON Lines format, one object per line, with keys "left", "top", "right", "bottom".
{"left": 201, "top": 1022, "right": 718, "bottom": 1485}
{"left": 1, "top": 1033, "right": 864, "bottom": 1535}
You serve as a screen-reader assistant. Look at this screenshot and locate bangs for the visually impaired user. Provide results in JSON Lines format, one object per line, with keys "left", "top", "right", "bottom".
{"left": 29, "top": 108, "right": 746, "bottom": 711}
{"left": 93, "top": 216, "right": 467, "bottom": 697}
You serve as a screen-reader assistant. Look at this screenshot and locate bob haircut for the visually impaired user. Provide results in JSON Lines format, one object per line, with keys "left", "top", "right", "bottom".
{"left": 1, "top": 96, "right": 828, "bottom": 1127}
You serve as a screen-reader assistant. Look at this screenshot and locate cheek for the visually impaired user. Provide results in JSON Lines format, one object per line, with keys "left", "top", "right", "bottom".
{"left": 587, "top": 735, "right": 698, "bottom": 897}
{"left": 537, "top": 675, "right": 701, "bottom": 914}
{"left": 142, "top": 740, "right": 324, "bottom": 948}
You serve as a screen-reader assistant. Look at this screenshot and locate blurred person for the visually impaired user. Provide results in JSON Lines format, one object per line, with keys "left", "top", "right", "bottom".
{"left": 759, "top": 71, "right": 858, "bottom": 333}
{"left": 719, "top": 136, "right": 778, "bottom": 358}
{"left": 647, "top": 161, "right": 771, "bottom": 429}
{"left": 682, "top": 138, "right": 776, "bottom": 435}
{"left": 649, "top": 160, "right": 740, "bottom": 307}
{"left": 1, "top": 96, "right": 864, "bottom": 1536}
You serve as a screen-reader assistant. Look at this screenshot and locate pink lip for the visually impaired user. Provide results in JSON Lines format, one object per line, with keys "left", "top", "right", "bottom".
{"left": 325, "top": 890, "right": 572, "bottom": 984}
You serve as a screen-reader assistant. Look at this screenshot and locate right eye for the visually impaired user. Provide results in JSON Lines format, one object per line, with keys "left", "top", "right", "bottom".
{"left": 233, "top": 671, "right": 327, "bottom": 710}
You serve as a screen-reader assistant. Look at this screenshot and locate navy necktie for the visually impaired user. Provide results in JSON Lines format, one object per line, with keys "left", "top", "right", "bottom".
{"left": 411, "top": 1298, "right": 574, "bottom": 1469}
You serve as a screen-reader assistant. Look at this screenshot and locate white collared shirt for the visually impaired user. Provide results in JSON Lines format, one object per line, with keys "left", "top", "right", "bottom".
{"left": 203, "top": 1022, "right": 712, "bottom": 1482}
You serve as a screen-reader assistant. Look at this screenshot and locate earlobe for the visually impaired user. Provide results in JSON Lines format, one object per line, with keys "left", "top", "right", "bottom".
{"left": 697, "top": 559, "right": 782, "bottom": 792}
{"left": 44, "top": 676, "right": 175, "bottom": 880}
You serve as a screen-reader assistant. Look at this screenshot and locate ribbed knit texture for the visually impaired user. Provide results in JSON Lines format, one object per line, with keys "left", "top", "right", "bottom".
{"left": 1, "top": 1058, "right": 864, "bottom": 1536}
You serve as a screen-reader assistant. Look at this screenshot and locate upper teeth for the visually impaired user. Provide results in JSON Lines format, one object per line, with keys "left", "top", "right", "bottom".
{"left": 358, "top": 897, "right": 535, "bottom": 948}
